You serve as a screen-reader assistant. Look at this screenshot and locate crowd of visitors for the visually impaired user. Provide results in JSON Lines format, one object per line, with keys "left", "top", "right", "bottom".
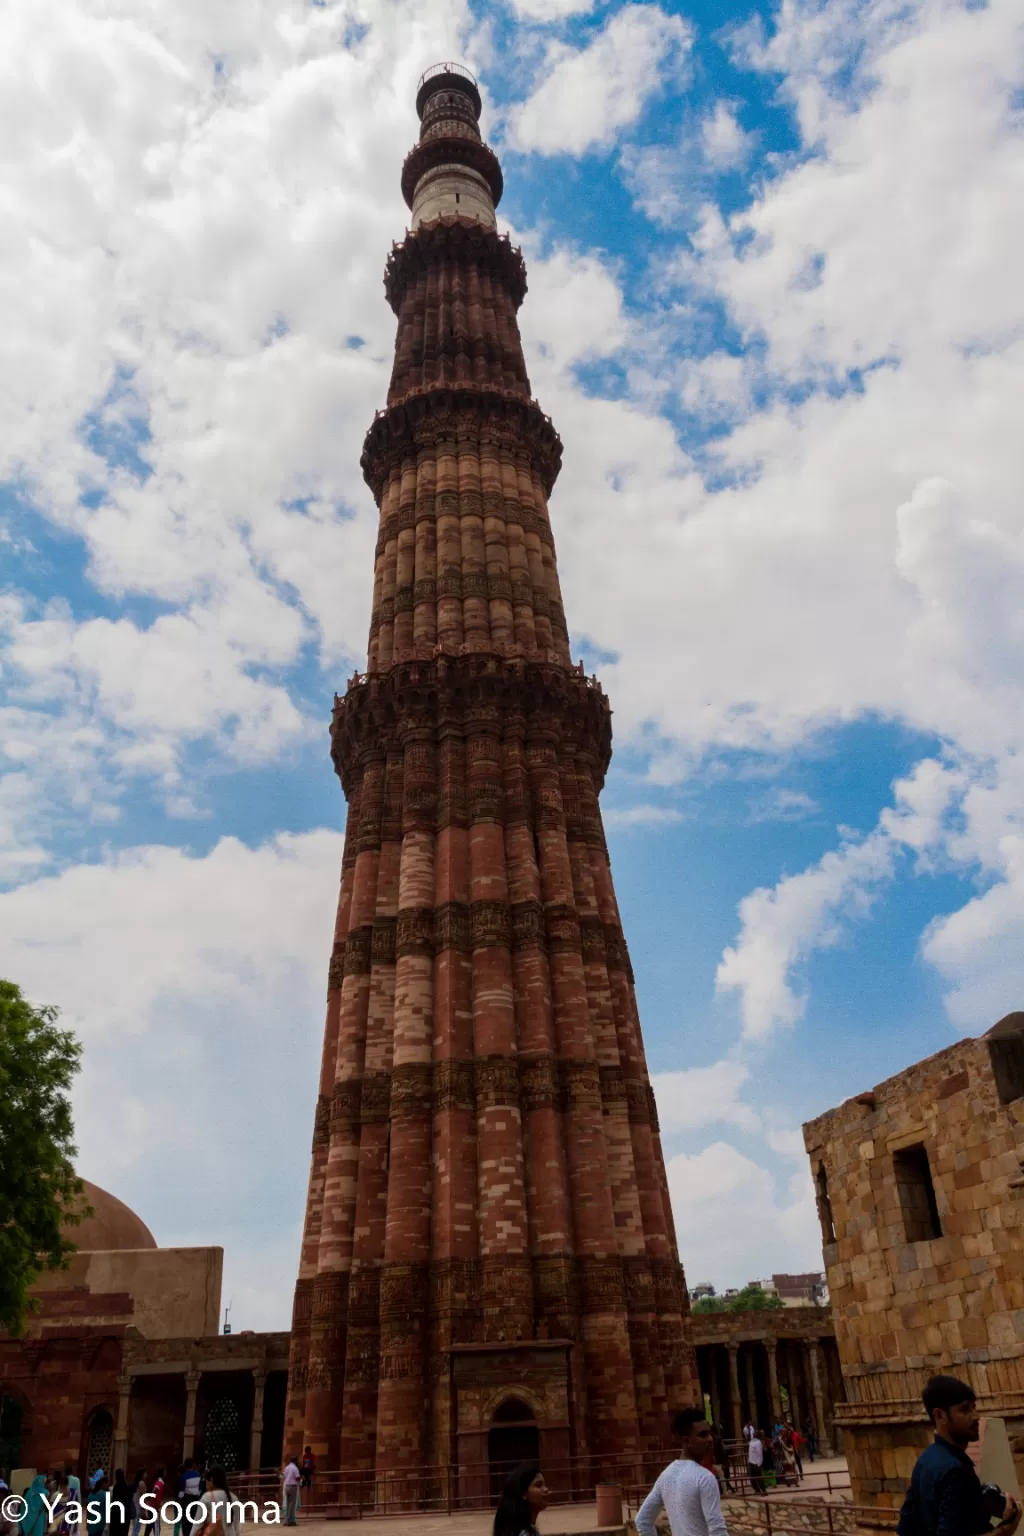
{"left": 0, "top": 1451, "right": 316, "bottom": 1536}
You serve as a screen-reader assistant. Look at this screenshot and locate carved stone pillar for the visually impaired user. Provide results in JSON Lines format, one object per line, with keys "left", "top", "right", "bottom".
{"left": 249, "top": 1371, "right": 266, "bottom": 1471}
{"left": 708, "top": 1346, "right": 722, "bottom": 1430}
{"left": 182, "top": 1371, "right": 201, "bottom": 1461}
{"left": 767, "top": 1339, "right": 782, "bottom": 1425}
{"left": 113, "top": 1375, "right": 132, "bottom": 1472}
{"left": 805, "top": 1339, "right": 832, "bottom": 1456}
{"left": 743, "top": 1347, "right": 758, "bottom": 1428}
{"left": 728, "top": 1342, "right": 742, "bottom": 1440}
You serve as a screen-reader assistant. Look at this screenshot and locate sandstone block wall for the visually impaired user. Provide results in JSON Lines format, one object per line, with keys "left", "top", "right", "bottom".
{"left": 804, "top": 1012, "right": 1024, "bottom": 1504}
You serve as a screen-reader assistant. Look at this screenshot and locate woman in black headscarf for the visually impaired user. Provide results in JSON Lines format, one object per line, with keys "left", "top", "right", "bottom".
{"left": 493, "top": 1463, "right": 551, "bottom": 1536}
{"left": 107, "top": 1472, "right": 132, "bottom": 1536}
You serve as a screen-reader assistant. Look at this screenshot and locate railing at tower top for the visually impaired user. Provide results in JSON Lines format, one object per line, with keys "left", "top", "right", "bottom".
{"left": 227, "top": 1452, "right": 851, "bottom": 1520}
{"left": 418, "top": 61, "right": 478, "bottom": 91}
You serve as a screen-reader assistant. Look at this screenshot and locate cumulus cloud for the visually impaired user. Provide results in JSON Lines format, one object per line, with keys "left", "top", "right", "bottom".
{"left": 667, "top": 1141, "right": 822, "bottom": 1288}
{"left": 0, "top": 828, "right": 344, "bottom": 1328}
{"left": 715, "top": 757, "right": 967, "bottom": 1039}
{"left": 651, "top": 1058, "right": 758, "bottom": 1134}
{"left": 603, "top": 803, "right": 684, "bottom": 827}
{"left": 505, "top": 6, "right": 692, "bottom": 156}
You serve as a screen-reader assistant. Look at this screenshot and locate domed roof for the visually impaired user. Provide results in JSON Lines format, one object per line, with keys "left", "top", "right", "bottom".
{"left": 69, "top": 1180, "right": 157, "bottom": 1251}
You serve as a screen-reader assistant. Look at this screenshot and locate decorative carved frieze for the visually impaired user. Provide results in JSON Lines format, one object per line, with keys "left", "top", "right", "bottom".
{"left": 471, "top": 899, "right": 511, "bottom": 950}
{"left": 625, "top": 1077, "right": 651, "bottom": 1126}
{"left": 511, "top": 898, "right": 544, "bottom": 950}
{"left": 578, "top": 1255, "right": 627, "bottom": 1314}
{"left": 312, "top": 1094, "right": 331, "bottom": 1147}
{"left": 475, "top": 1054, "right": 520, "bottom": 1109}
{"left": 434, "top": 901, "right": 470, "bottom": 953}
{"left": 390, "top": 1062, "right": 433, "bottom": 1116}
{"left": 361, "top": 388, "right": 562, "bottom": 502}
{"left": 560, "top": 1059, "right": 602, "bottom": 1114}
{"left": 331, "top": 1078, "right": 362, "bottom": 1130}
{"left": 396, "top": 907, "right": 435, "bottom": 958}
{"left": 622, "top": 1255, "right": 656, "bottom": 1315}
{"left": 372, "top": 916, "right": 397, "bottom": 966}
{"left": 599, "top": 1064, "right": 627, "bottom": 1109}
{"left": 344, "top": 925, "right": 373, "bottom": 976}
{"left": 579, "top": 917, "right": 607, "bottom": 965}
{"left": 327, "top": 939, "right": 346, "bottom": 991}
{"left": 433, "top": 1058, "right": 475, "bottom": 1114}
{"left": 546, "top": 903, "right": 581, "bottom": 953}
{"left": 519, "top": 1053, "right": 559, "bottom": 1112}
{"left": 360, "top": 1072, "right": 392, "bottom": 1124}
{"left": 384, "top": 220, "right": 527, "bottom": 315}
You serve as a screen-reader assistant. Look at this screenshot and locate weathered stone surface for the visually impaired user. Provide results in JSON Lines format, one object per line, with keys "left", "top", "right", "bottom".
{"left": 286, "top": 64, "right": 698, "bottom": 1480}
{"left": 805, "top": 1015, "right": 1024, "bottom": 1505}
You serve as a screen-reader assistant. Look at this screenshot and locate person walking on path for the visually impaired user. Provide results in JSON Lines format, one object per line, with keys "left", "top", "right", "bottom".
{"left": 281, "top": 1460, "right": 300, "bottom": 1528}
{"left": 636, "top": 1409, "right": 728, "bottom": 1536}
{"left": 493, "top": 1462, "right": 552, "bottom": 1536}
{"left": 85, "top": 1476, "right": 107, "bottom": 1534}
{"left": 898, "top": 1375, "right": 1022, "bottom": 1536}
{"left": 803, "top": 1419, "right": 817, "bottom": 1462}
{"left": 746, "top": 1428, "right": 764, "bottom": 1495}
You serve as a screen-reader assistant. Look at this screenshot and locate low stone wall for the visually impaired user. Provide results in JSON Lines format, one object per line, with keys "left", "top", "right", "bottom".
{"left": 723, "top": 1497, "right": 898, "bottom": 1535}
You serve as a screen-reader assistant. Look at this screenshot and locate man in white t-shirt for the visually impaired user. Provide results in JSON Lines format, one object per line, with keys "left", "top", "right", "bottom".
{"left": 747, "top": 1431, "right": 765, "bottom": 1494}
{"left": 281, "top": 1459, "right": 301, "bottom": 1527}
{"left": 636, "top": 1408, "right": 727, "bottom": 1536}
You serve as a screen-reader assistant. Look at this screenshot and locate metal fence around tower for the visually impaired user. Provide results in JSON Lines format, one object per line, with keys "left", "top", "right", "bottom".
{"left": 227, "top": 1452, "right": 852, "bottom": 1520}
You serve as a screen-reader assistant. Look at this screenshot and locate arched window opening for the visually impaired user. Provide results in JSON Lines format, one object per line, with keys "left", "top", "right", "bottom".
{"left": 487, "top": 1397, "right": 539, "bottom": 1501}
{"left": 816, "top": 1163, "right": 836, "bottom": 1245}
{"left": 85, "top": 1408, "right": 114, "bottom": 1480}
{"left": 204, "top": 1396, "right": 243, "bottom": 1471}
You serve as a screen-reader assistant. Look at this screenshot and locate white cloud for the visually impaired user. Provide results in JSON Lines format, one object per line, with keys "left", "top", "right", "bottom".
{"left": 0, "top": 829, "right": 344, "bottom": 1328}
{"left": 603, "top": 803, "right": 684, "bottom": 827}
{"left": 701, "top": 100, "right": 754, "bottom": 169}
{"left": 667, "top": 1141, "right": 822, "bottom": 1289}
{"left": 651, "top": 1058, "right": 758, "bottom": 1134}
{"left": 505, "top": 6, "right": 692, "bottom": 156}
{"left": 506, "top": 0, "right": 597, "bottom": 20}
{"left": 715, "top": 757, "right": 967, "bottom": 1040}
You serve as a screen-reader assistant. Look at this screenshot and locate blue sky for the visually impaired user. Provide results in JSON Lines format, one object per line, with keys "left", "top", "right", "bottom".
{"left": 0, "top": 0, "right": 1022, "bottom": 1324}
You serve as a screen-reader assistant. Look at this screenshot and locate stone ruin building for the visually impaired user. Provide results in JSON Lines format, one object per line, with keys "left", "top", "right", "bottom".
{"left": 804, "top": 1010, "right": 1024, "bottom": 1506}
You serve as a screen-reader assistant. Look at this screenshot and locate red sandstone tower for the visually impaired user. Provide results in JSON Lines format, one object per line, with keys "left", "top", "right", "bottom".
{"left": 286, "top": 62, "right": 697, "bottom": 1488}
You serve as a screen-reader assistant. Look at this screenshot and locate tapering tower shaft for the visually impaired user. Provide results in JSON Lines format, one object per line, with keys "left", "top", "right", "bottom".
{"left": 286, "top": 62, "right": 697, "bottom": 1484}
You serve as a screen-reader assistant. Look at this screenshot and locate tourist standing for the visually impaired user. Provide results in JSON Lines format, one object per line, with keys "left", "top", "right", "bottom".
{"left": 85, "top": 1477, "right": 107, "bottom": 1534}
{"left": 493, "top": 1462, "right": 552, "bottom": 1536}
{"left": 130, "top": 1473, "right": 147, "bottom": 1536}
{"left": 191, "top": 1469, "right": 238, "bottom": 1536}
{"left": 803, "top": 1418, "right": 817, "bottom": 1461}
{"left": 746, "top": 1428, "right": 764, "bottom": 1494}
{"left": 636, "top": 1409, "right": 727, "bottom": 1536}
{"left": 281, "top": 1460, "right": 300, "bottom": 1527}
{"left": 790, "top": 1426, "right": 805, "bottom": 1479}
{"left": 19, "top": 1476, "right": 49, "bottom": 1536}
{"left": 299, "top": 1448, "right": 315, "bottom": 1493}
{"left": 898, "top": 1376, "right": 1021, "bottom": 1536}
{"left": 108, "top": 1473, "right": 131, "bottom": 1536}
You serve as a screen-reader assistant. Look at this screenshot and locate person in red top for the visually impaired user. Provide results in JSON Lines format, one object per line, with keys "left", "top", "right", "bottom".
{"left": 300, "top": 1448, "right": 316, "bottom": 1490}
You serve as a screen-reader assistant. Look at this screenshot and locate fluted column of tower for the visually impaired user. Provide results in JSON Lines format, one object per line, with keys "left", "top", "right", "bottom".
{"left": 285, "top": 61, "right": 698, "bottom": 1479}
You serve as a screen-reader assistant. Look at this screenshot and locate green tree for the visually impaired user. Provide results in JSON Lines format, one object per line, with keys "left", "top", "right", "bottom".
{"left": 692, "top": 1284, "right": 784, "bottom": 1314}
{"left": 0, "top": 980, "right": 86, "bottom": 1335}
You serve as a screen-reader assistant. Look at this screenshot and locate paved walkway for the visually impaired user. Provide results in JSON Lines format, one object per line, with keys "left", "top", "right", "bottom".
{"left": 284, "top": 1458, "right": 851, "bottom": 1535}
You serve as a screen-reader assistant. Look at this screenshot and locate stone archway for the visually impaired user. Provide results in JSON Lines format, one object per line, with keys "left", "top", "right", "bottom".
{"left": 487, "top": 1398, "right": 540, "bottom": 1502}
{"left": 0, "top": 1389, "right": 26, "bottom": 1473}
{"left": 85, "top": 1408, "right": 115, "bottom": 1480}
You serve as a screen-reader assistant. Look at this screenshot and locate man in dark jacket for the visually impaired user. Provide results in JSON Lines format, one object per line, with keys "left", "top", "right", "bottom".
{"left": 899, "top": 1376, "right": 1021, "bottom": 1536}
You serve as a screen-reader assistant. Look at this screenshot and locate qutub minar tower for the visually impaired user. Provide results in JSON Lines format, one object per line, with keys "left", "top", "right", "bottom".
{"left": 286, "top": 63, "right": 698, "bottom": 1487}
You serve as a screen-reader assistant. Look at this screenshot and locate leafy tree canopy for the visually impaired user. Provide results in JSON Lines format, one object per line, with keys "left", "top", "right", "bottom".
{"left": 693, "top": 1283, "right": 784, "bottom": 1314}
{"left": 0, "top": 979, "right": 85, "bottom": 1335}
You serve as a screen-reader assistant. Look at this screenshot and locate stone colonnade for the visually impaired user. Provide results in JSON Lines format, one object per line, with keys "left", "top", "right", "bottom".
{"left": 693, "top": 1322, "right": 843, "bottom": 1454}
